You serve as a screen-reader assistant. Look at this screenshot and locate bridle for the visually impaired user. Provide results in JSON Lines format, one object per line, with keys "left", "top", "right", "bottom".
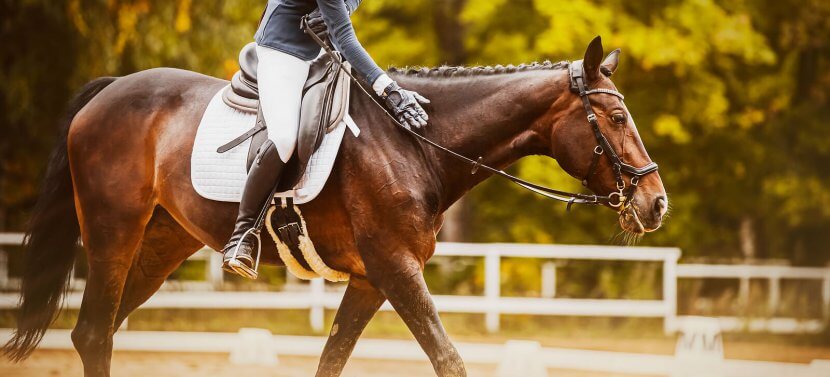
{"left": 568, "top": 60, "right": 659, "bottom": 210}
{"left": 302, "top": 17, "right": 658, "bottom": 211}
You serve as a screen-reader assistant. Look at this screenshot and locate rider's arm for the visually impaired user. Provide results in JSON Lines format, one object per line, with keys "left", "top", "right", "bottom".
{"left": 315, "top": 0, "right": 385, "bottom": 89}
{"left": 315, "top": 0, "right": 430, "bottom": 129}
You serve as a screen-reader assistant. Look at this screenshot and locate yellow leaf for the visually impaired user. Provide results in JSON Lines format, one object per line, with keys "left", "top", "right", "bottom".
{"left": 67, "top": 0, "right": 89, "bottom": 36}
{"left": 176, "top": 0, "right": 192, "bottom": 33}
{"left": 653, "top": 114, "right": 691, "bottom": 144}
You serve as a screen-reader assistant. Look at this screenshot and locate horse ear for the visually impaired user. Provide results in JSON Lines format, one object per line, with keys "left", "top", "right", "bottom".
{"left": 583, "top": 36, "right": 604, "bottom": 82}
{"left": 601, "top": 48, "right": 621, "bottom": 76}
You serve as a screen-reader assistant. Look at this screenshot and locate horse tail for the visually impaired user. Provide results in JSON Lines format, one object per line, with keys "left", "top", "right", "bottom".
{"left": 2, "top": 77, "right": 118, "bottom": 362}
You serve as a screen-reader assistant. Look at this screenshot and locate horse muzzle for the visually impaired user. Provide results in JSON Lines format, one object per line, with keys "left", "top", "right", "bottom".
{"left": 618, "top": 194, "right": 667, "bottom": 234}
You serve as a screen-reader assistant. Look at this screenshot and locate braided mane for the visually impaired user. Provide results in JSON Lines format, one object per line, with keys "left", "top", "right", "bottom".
{"left": 388, "top": 60, "right": 569, "bottom": 78}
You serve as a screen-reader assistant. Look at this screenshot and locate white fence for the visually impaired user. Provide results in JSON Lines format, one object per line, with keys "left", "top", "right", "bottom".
{"left": 676, "top": 263, "right": 830, "bottom": 333}
{"left": 0, "top": 233, "right": 680, "bottom": 333}
{"left": 1, "top": 233, "right": 828, "bottom": 334}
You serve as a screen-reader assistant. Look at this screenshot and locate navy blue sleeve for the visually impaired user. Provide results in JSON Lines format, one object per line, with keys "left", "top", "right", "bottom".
{"left": 316, "top": 0, "right": 385, "bottom": 84}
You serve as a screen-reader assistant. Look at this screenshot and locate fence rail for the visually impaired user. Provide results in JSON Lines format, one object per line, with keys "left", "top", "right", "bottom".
{"left": 1, "top": 233, "right": 828, "bottom": 334}
{"left": 678, "top": 263, "right": 830, "bottom": 319}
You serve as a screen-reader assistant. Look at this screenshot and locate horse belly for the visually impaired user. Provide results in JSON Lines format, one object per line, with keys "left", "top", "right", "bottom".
{"left": 293, "top": 181, "right": 366, "bottom": 276}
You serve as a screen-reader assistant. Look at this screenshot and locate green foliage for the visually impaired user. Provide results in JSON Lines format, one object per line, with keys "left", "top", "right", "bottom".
{"left": 447, "top": 0, "right": 828, "bottom": 266}
{"left": 2, "top": 0, "right": 829, "bottom": 268}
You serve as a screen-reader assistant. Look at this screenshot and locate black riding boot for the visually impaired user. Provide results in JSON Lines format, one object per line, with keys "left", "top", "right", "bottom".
{"left": 221, "top": 140, "right": 284, "bottom": 279}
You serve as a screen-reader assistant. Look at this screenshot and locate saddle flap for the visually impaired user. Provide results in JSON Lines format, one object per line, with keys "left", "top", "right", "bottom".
{"left": 304, "top": 54, "right": 336, "bottom": 92}
{"left": 297, "top": 58, "right": 351, "bottom": 171}
{"left": 328, "top": 66, "right": 351, "bottom": 131}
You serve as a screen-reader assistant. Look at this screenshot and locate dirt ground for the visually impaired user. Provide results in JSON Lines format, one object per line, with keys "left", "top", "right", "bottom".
{"left": 0, "top": 350, "right": 634, "bottom": 377}
{"left": 2, "top": 328, "right": 828, "bottom": 377}
{"left": 3, "top": 335, "right": 830, "bottom": 377}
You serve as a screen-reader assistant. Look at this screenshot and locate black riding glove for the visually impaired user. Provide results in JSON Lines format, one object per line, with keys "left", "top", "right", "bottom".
{"left": 305, "top": 9, "right": 329, "bottom": 42}
{"left": 381, "top": 82, "right": 431, "bottom": 130}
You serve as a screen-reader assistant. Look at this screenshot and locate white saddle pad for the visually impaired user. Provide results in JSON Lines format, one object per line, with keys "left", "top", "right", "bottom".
{"left": 191, "top": 87, "right": 358, "bottom": 204}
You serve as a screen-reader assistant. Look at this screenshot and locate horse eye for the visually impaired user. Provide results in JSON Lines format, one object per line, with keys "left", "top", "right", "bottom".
{"left": 611, "top": 113, "right": 627, "bottom": 124}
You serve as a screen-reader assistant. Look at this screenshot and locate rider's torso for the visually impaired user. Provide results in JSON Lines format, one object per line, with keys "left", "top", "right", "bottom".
{"left": 254, "top": 0, "right": 362, "bottom": 61}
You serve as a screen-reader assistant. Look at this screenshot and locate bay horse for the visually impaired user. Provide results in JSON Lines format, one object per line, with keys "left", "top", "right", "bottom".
{"left": 4, "top": 37, "right": 666, "bottom": 376}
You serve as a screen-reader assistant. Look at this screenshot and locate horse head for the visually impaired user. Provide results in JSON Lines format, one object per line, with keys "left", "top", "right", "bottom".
{"left": 542, "top": 37, "right": 667, "bottom": 234}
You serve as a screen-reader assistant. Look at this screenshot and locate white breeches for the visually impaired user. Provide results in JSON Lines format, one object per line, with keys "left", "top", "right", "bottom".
{"left": 256, "top": 45, "right": 313, "bottom": 162}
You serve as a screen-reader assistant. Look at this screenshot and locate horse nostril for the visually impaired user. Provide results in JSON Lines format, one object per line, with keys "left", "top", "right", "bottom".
{"left": 653, "top": 196, "right": 667, "bottom": 218}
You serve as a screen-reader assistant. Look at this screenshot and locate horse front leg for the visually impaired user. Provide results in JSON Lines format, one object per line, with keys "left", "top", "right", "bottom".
{"left": 315, "top": 277, "right": 385, "bottom": 377}
{"left": 359, "top": 239, "right": 467, "bottom": 377}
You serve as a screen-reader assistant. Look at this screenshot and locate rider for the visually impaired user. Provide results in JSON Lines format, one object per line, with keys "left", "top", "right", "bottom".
{"left": 222, "top": 0, "right": 431, "bottom": 278}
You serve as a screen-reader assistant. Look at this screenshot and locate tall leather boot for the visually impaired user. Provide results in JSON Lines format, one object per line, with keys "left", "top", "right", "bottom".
{"left": 222, "top": 139, "right": 284, "bottom": 279}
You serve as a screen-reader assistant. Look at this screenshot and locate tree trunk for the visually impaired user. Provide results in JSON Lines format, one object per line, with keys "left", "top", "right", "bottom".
{"left": 739, "top": 216, "right": 756, "bottom": 260}
{"left": 433, "top": 0, "right": 467, "bottom": 242}
{"left": 432, "top": 0, "right": 467, "bottom": 66}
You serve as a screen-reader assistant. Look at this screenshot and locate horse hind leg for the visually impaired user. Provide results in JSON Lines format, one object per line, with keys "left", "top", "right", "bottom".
{"left": 69, "top": 159, "right": 156, "bottom": 376}
{"left": 114, "top": 207, "right": 204, "bottom": 329}
{"left": 70, "top": 203, "right": 152, "bottom": 377}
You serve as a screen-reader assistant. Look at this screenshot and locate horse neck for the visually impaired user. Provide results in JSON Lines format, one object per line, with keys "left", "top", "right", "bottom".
{"left": 395, "top": 69, "right": 570, "bottom": 210}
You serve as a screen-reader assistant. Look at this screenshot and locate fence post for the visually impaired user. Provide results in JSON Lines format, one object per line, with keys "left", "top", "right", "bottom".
{"left": 497, "top": 340, "right": 547, "bottom": 377}
{"left": 0, "top": 249, "right": 7, "bottom": 289}
{"left": 310, "top": 278, "right": 325, "bottom": 332}
{"left": 663, "top": 252, "right": 678, "bottom": 334}
{"left": 768, "top": 274, "right": 780, "bottom": 316}
{"left": 285, "top": 269, "right": 302, "bottom": 291}
{"left": 739, "top": 276, "right": 751, "bottom": 309}
{"left": 823, "top": 273, "right": 830, "bottom": 321}
{"left": 208, "top": 250, "right": 224, "bottom": 289}
{"left": 485, "top": 248, "right": 501, "bottom": 333}
{"left": 541, "top": 262, "right": 557, "bottom": 299}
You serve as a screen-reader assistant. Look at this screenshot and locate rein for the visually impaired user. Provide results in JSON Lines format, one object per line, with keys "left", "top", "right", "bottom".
{"left": 301, "top": 17, "right": 657, "bottom": 210}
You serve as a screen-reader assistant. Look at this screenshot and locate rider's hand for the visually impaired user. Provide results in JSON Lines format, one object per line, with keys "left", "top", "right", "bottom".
{"left": 381, "top": 82, "right": 431, "bottom": 130}
{"left": 306, "top": 9, "right": 329, "bottom": 42}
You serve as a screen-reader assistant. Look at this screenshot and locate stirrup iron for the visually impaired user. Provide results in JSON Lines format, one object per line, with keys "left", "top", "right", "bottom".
{"left": 228, "top": 227, "right": 263, "bottom": 279}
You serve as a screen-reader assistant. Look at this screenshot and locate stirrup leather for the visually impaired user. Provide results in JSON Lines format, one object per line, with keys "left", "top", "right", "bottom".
{"left": 227, "top": 228, "right": 263, "bottom": 279}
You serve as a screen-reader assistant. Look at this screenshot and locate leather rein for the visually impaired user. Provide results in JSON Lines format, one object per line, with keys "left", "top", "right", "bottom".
{"left": 301, "top": 17, "right": 658, "bottom": 211}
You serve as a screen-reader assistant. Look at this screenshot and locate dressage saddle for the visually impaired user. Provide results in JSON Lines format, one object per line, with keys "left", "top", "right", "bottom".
{"left": 218, "top": 42, "right": 351, "bottom": 190}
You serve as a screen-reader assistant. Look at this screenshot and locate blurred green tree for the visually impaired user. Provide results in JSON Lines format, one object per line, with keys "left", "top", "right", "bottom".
{"left": 415, "top": 0, "right": 828, "bottom": 266}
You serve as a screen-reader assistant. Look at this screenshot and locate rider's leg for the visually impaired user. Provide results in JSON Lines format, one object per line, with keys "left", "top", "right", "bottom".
{"left": 222, "top": 46, "right": 311, "bottom": 278}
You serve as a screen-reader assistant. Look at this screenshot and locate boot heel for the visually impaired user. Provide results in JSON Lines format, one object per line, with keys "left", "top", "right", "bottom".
{"left": 226, "top": 228, "right": 262, "bottom": 279}
{"left": 229, "top": 258, "right": 259, "bottom": 279}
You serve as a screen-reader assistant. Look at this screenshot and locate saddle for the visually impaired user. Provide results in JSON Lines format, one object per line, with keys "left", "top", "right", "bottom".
{"left": 218, "top": 42, "right": 351, "bottom": 189}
